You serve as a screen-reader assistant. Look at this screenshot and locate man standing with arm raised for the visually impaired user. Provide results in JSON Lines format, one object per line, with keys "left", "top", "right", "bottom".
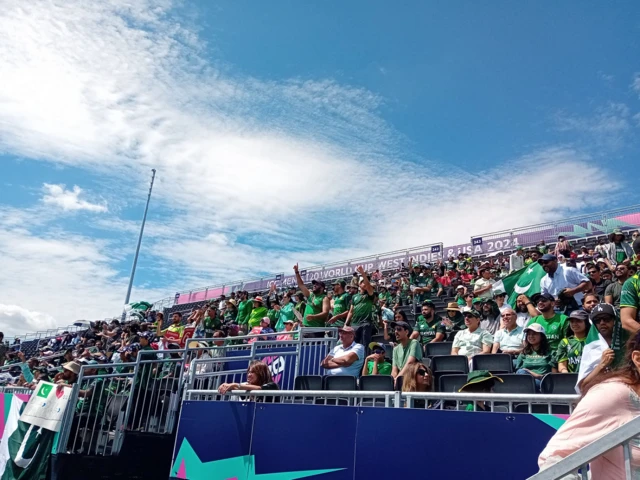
{"left": 293, "top": 263, "right": 331, "bottom": 337}
{"left": 345, "top": 265, "right": 376, "bottom": 348}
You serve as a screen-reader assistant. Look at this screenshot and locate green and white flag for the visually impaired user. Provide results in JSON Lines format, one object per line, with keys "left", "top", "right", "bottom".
{"left": 575, "top": 323, "right": 609, "bottom": 394}
{"left": 0, "top": 395, "right": 54, "bottom": 480}
{"left": 492, "top": 263, "right": 546, "bottom": 307}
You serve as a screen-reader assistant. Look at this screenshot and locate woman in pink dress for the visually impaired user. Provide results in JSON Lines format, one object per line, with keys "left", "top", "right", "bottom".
{"left": 537, "top": 332, "right": 640, "bottom": 479}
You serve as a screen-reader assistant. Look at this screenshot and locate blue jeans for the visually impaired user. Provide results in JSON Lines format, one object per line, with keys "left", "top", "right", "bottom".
{"left": 516, "top": 368, "right": 541, "bottom": 391}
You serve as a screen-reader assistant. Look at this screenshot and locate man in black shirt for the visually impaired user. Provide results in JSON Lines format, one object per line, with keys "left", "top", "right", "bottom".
{"left": 587, "top": 264, "right": 611, "bottom": 298}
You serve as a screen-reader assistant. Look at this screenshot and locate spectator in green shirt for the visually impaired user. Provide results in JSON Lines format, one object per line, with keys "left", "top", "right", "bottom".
{"left": 412, "top": 300, "right": 446, "bottom": 346}
{"left": 518, "top": 292, "right": 570, "bottom": 353}
{"left": 235, "top": 291, "right": 253, "bottom": 330}
{"left": 390, "top": 320, "right": 422, "bottom": 381}
{"left": 361, "top": 342, "right": 392, "bottom": 376}
{"left": 515, "top": 323, "right": 555, "bottom": 391}
{"left": 557, "top": 310, "right": 591, "bottom": 374}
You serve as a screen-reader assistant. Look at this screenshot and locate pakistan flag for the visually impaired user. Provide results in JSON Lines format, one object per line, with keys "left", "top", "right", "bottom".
{"left": 493, "top": 263, "right": 546, "bottom": 307}
{"left": 0, "top": 396, "right": 54, "bottom": 480}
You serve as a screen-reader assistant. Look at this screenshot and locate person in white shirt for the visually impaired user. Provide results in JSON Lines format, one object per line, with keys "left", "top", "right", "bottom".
{"left": 493, "top": 291, "right": 512, "bottom": 314}
{"left": 491, "top": 308, "right": 524, "bottom": 355}
{"left": 538, "top": 254, "right": 591, "bottom": 309}
{"left": 321, "top": 326, "right": 365, "bottom": 376}
{"left": 451, "top": 309, "right": 493, "bottom": 359}
{"left": 473, "top": 268, "right": 495, "bottom": 300}
{"left": 509, "top": 246, "right": 525, "bottom": 272}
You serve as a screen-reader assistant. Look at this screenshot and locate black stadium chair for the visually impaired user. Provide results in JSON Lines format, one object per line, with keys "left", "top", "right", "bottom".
{"left": 294, "top": 375, "right": 322, "bottom": 391}
{"left": 430, "top": 355, "right": 469, "bottom": 374}
{"left": 360, "top": 375, "right": 394, "bottom": 392}
{"left": 395, "top": 376, "right": 403, "bottom": 391}
{"left": 540, "top": 373, "right": 579, "bottom": 395}
{"left": 471, "top": 354, "right": 513, "bottom": 374}
{"left": 438, "top": 374, "right": 468, "bottom": 393}
{"left": 324, "top": 375, "right": 357, "bottom": 391}
{"left": 425, "top": 342, "right": 453, "bottom": 357}
{"left": 492, "top": 374, "right": 535, "bottom": 394}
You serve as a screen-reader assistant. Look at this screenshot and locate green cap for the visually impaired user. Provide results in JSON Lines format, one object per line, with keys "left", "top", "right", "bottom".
{"left": 458, "top": 370, "right": 504, "bottom": 392}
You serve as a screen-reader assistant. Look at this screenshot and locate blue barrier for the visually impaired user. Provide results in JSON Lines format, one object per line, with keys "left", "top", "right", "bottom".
{"left": 170, "top": 401, "right": 560, "bottom": 479}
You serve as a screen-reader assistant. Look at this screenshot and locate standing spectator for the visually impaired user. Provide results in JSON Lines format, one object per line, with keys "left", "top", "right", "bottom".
{"left": 473, "top": 268, "right": 495, "bottom": 300}
{"left": 273, "top": 293, "right": 296, "bottom": 331}
{"left": 491, "top": 308, "right": 524, "bottom": 355}
{"left": 223, "top": 299, "right": 238, "bottom": 324}
{"left": 321, "top": 326, "right": 365, "bottom": 376}
{"left": 509, "top": 246, "right": 525, "bottom": 272}
{"left": 605, "top": 263, "right": 630, "bottom": 308}
{"left": 554, "top": 235, "right": 572, "bottom": 258}
{"left": 0, "top": 332, "right": 6, "bottom": 366}
{"left": 451, "top": 309, "right": 493, "bottom": 360}
{"left": 412, "top": 300, "right": 446, "bottom": 346}
{"left": 390, "top": 320, "right": 422, "bottom": 380}
{"left": 409, "top": 261, "right": 438, "bottom": 305}
{"left": 515, "top": 324, "right": 555, "bottom": 391}
{"left": 519, "top": 293, "right": 569, "bottom": 353}
{"left": 586, "top": 264, "right": 612, "bottom": 298}
{"left": 361, "top": 341, "right": 392, "bottom": 376}
{"left": 345, "top": 266, "right": 376, "bottom": 348}
{"left": 556, "top": 310, "right": 590, "bottom": 374}
{"left": 236, "top": 291, "right": 253, "bottom": 330}
{"left": 538, "top": 254, "right": 592, "bottom": 313}
{"left": 537, "top": 240, "right": 549, "bottom": 254}
{"left": 371, "top": 269, "right": 382, "bottom": 282}
{"left": 247, "top": 297, "right": 268, "bottom": 328}
{"left": 602, "top": 228, "right": 634, "bottom": 266}
{"left": 621, "top": 270, "right": 640, "bottom": 334}
{"left": 293, "top": 264, "right": 331, "bottom": 330}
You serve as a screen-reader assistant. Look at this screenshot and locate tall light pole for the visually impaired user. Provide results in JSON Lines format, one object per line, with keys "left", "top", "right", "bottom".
{"left": 122, "top": 169, "right": 156, "bottom": 319}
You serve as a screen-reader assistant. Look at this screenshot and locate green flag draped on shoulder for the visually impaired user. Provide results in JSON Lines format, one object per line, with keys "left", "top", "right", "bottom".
{"left": 492, "top": 263, "right": 546, "bottom": 307}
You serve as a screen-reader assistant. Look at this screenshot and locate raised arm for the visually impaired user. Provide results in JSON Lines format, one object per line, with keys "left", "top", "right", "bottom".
{"left": 293, "top": 263, "right": 310, "bottom": 298}
{"left": 357, "top": 265, "right": 374, "bottom": 296}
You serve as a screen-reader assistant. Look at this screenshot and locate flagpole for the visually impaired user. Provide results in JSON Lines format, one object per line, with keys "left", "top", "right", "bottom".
{"left": 121, "top": 169, "right": 156, "bottom": 321}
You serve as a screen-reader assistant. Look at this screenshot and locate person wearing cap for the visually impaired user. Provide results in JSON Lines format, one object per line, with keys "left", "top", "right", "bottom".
{"left": 408, "top": 258, "right": 438, "bottom": 305}
{"left": 509, "top": 245, "right": 525, "bottom": 272}
{"left": 538, "top": 253, "right": 591, "bottom": 312}
{"left": 602, "top": 228, "right": 634, "bottom": 266}
{"left": 518, "top": 292, "right": 569, "bottom": 353}
{"left": 516, "top": 324, "right": 554, "bottom": 387}
{"left": 327, "top": 280, "right": 351, "bottom": 328}
{"left": 156, "top": 312, "right": 186, "bottom": 347}
{"left": 293, "top": 263, "right": 331, "bottom": 330}
{"left": 321, "top": 326, "right": 365, "bottom": 377}
{"left": 345, "top": 265, "right": 376, "bottom": 347}
{"left": 556, "top": 310, "right": 591, "bottom": 374}
{"left": 412, "top": 300, "right": 446, "bottom": 347}
{"left": 276, "top": 319, "right": 297, "bottom": 341}
{"left": 451, "top": 308, "right": 493, "bottom": 360}
{"left": 620, "top": 269, "right": 640, "bottom": 335}
{"left": 473, "top": 268, "right": 495, "bottom": 300}
{"left": 390, "top": 320, "right": 422, "bottom": 380}
{"left": 361, "top": 341, "right": 392, "bottom": 376}
{"left": 491, "top": 308, "right": 524, "bottom": 355}
{"left": 458, "top": 371, "right": 504, "bottom": 412}
{"left": 442, "top": 302, "right": 465, "bottom": 331}
{"left": 235, "top": 291, "right": 253, "bottom": 330}
{"left": 247, "top": 297, "right": 269, "bottom": 329}
{"left": 223, "top": 299, "right": 238, "bottom": 324}
{"left": 454, "top": 285, "right": 467, "bottom": 307}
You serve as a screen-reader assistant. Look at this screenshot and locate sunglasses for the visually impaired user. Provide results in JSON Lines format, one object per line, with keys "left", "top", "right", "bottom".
{"left": 417, "top": 369, "right": 428, "bottom": 376}
{"left": 588, "top": 271, "right": 598, "bottom": 275}
{"left": 592, "top": 317, "right": 614, "bottom": 324}
{"left": 540, "top": 260, "right": 554, "bottom": 264}
{"left": 372, "top": 348, "right": 385, "bottom": 355}
{"left": 394, "top": 327, "right": 407, "bottom": 332}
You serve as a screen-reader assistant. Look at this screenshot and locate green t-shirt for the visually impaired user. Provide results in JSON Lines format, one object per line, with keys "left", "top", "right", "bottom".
{"left": 76, "top": 378, "right": 108, "bottom": 417}
{"left": 526, "top": 313, "right": 569, "bottom": 352}
{"left": 415, "top": 315, "right": 447, "bottom": 345}
{"left": 203, "top": 315, "right": 221, "bottom": 337}
{"left": 224, "top": 308, "right": 237, "bottom": 323}
{"left": 267, "top": 309, "right": 280, "bottom": 328}
{"left": 615, "top": 244, "right": 628, "bottom": 264}
{"left": 410, "top": 273, "right": 437, "bottom": 303}
{"left": 392, "top": 339, "right": 423, "bottom": 370}
{"left": 350, "top": 293, "right": 376, "bottom": 326}
{"left": 515, "top": 350, "right": 554, "bottom": 375}
{"left": 303, "top": 293, "right": 326, "bottom": 327}
{"left": 378, "top": 292, "right": 392, "bottom": 304}
{"left": 556, "top": 337, "right": 586, "bottom": 373}
{"left": 620, "top": 274, "right": 640, "bottom": 312}
{"left": 236, "top": 300, "right": 253, "bottom": 325}
{"left": 248, "top": 306, "right": 268, "bottom": 328}
{"left": 366, "top": 359, "right": 392, "bottom": 375}
{"left": 275, "top": 303, "right": 295, "bottom": 331}
{"left": 332, "top": 293, "right": 352, "bottom": 328}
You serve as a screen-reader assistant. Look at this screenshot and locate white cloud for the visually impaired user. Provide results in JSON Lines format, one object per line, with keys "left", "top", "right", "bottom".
{"left": 554, "top": 102, "right": 632, "bottom": 150}
{"left": 632, "top": 73, "right": 640, "bottom": 97}
{"left": 0, "top": 304, "right": 58, "bottom": 338}
{"left": 42, "top": 183, "right": 108, "bottom": 212}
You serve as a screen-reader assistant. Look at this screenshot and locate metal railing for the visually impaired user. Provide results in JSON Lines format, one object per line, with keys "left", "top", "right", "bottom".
{"left": 186, "top": 389, "right": 580, "bottom": 413}
{"left": 527, "top": 414, "right": 640, "bottom": 480}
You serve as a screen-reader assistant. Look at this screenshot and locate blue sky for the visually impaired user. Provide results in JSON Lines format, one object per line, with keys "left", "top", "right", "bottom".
{"left": 0, "top": 0, "right": 639, "bottom": 335}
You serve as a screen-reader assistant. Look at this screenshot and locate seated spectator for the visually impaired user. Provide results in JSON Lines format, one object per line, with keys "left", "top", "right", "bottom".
{"left": 451, "top": 309, "right": 493, "bottom": 359}
{"left": 581, "top": 292, "right": 600, "bottom": 316}
{"left": 442, "top": 302, "right": 466, "bottom": 332}
{"left": 519, "top": 292, "right": 569, "bottom": 354}
{"left": 402, "top": 363, "right": 435, "bottom": 409}
{"left": 454, "top": 285, "right": 467, "bottom": 306}
{"left": 462, "top": 292, "right": 474, "bottom": 310}
{"left": 379, "top": 299, "right": 395, "bottom": 324}
{"left": 276, "top": 319, "right": 297, "bottom": 341}
{"left": 515, "top": 324, "right": 555, "bottom": 391}
{"left": 493, "top": 291, "right": 511, "bottom": 314}
{"left": 479, "top": 299, "right": 501, "bottom": 335}
{"left": 156, "top": 312, "right": 185, "bottom": 347}
{"left": 217, "top": 360, "right": 279, "bottom": 395}
{"left": 491, "top": 308, "right": 524, "bottom": 355}
{"left": 223, "top": 299, "right": 238, "bottom": 324}
{"left": 384, "top": 310, "right": 407, "bottom": 343}
{"left": 538, "top": 254, "right": 592, "bottom": 314}
{"left": 320, "top": 326, "right": 365, "bottom": 376}
{"left": 390, "top": 320, "right": 422, "bottom": 380}
{"left": 361, "top": 341, "right": 392, "bottom": 376}
{"left": 586, "top": 264, "right": 612, "bottom": 298}
{"left": 557, "top": 310, "right": 590, "bottom": 374}
{"left": 54, "top": 361, "right": 81, "bottom": 385}
{"left": 248, "top": 317, "right": 275, "bottom": 343}
{"left": 458, "top": 370, "right": 504, "bottom": 412}
{"left": 412, "top": 300, "right": 446, "bottom": 346}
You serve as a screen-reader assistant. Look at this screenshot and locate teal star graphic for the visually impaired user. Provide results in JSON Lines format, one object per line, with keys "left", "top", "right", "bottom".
{"left": 171, "top": 438, "right": 344, "bottom": 480}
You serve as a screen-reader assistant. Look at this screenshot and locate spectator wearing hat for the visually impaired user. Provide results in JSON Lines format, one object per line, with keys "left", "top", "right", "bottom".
{"left": 345, "top": 265, "right": 376, "bottom": 348}
{"left": 442, "top": 302, "right": 466, "bottom": 332}
{"left": 408, "top": 258, "right": 438, "bottom": 304}
{"left": 473, "top": 268, "right": 495, "bottom": 300}
{"left": 515, "top": 323, "right": 555, "bottom": 390}
{"left": 451, "top": 309, "right": 493, "bottom": 360}
{"left": 361, "top": 341, "right": 392, "bottom": 376}
{"left": 510, "top": 246, "right": 525, "bottom": 272}
{"left": 538, "top": 254, "right": 591, "bottom": 312}
{"left": 223, "top": 299, "right": 238, "bottom": 324}
{"left": 248, "top": 317, "right": 275, "bottom": 343}
{"left": 412, "top": 300, "right": 446, "bottom": 347}
{"left": 518, "top": 292, "right": 569, "bottom": 353}
{"left": 247, "top": 297, "right": 269, "bottom": 329}
{"left": 390, "top": 320, "right": 422, "bottom": 380}
{"left": 402, "top": 363, "right": 436, "bottom": 409}
{"left": 602, "top": 229, "right": 634, "bottom": 266}
{"left": 293, "top": 263, "right": 331, "bottom": 330}
{"left": 556, "top": 310, "right": 591, "bottom": 374}
{"left": 277, "top": 319, "right": 297, "bottom": 341}
{"left": 491, "top": 308, "right": 524, "bottom": 355}
{"left": 458, "top": 371, "right": 504, "bottom": 412}
{"left": 321, "top": 326, "right": 365, "bottom": 377}
{"left": 620, "top": 270, "right": 640, "bottom": 335}
{"left": 54, "top": 361, "right": 81, "bottom": 385}
{"left": 454, "top": 285, "right": 467, "bottom": 307}
{"left": 235, "top": 291, "right": 253, "bottom": 330}
{"left": 328, "top": 280, "right": 351, "bottom": 328}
